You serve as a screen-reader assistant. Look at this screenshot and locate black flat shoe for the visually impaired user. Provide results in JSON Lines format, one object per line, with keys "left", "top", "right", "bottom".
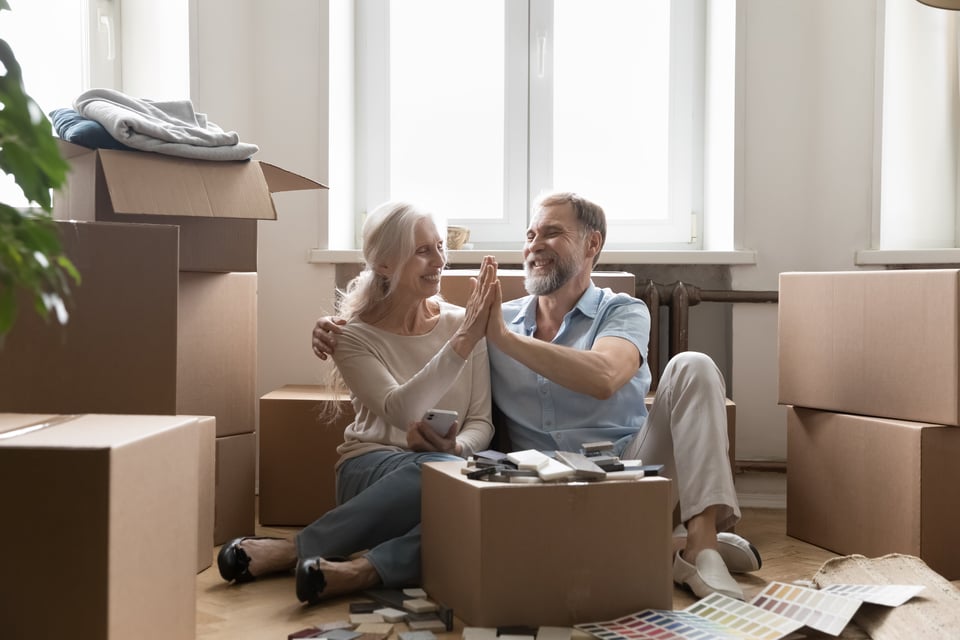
{"left": 295, "top": 557, "right": 328, "bottom": 605}
{"left": 217, "top": 536, "right": 283, "bottom": 583}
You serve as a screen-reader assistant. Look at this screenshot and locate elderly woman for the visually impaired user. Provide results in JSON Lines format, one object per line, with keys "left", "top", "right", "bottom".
{"left": 217, "top": 201, "right": 497, "bottom": 604}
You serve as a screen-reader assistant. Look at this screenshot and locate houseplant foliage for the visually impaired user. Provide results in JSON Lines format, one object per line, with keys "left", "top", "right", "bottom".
{"left": 0, "top": 0, "right": 78, "bottom": 340}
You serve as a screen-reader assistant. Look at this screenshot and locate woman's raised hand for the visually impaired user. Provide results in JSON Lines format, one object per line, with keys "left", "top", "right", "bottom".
{"left": 450, "top": 256, "right": 498, "bottom": 359}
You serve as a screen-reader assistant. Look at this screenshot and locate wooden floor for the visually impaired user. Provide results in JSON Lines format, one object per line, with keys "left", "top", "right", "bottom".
{"left": 197, "top": 507, "right": 846, "bottom": 639}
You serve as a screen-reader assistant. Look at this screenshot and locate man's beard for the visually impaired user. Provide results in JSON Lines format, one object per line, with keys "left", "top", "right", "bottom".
{"left": 524, "top": 250, "right": 579, "bottom": 295}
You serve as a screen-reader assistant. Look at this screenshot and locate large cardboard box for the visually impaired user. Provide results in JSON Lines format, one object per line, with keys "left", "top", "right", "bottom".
{"left": 54, "top": 141, "right": 326, "bottom": 272}
{"left": 177, "top": 271, "right": 257, "bottom": 436}
{"left": 0, "top": 222, "right": 256, "bottom": 437}
{"left": 779, "top": 270, "right": 960, "bottom": 425}
{"left": 259, "top": 385, "right": 355, "bottom": 526}
{"left": 786, "top": 407, "right": 960, "bottom": 579}
{"left": 0, "top": 413, "right": 200, "bottom": 640}
{"left": 215, "top": 432, "right": 256, "bottom": 544}
{"left": 440, "top": 269, "right": 636, "bottom": 305}
{"left": 422, "top": 461, "right": 673, "bottom": 627}
{"left": 196, "top": 415, "right": 217, "bottom": 572}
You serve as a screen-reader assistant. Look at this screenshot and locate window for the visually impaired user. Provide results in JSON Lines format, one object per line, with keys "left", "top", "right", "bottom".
{"left": 877, "top": 0, "right": 960, "bottom": 249}
{"left": 0, "top": 0, "right": 119, "bottom": 208}
{"left": 355, "top": 0, "right": 732, "bottom": 250}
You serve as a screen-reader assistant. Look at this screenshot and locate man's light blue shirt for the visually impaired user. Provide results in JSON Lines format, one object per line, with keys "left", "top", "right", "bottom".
{"left": 488, "top": 282, "right": 652, "bottom": 455}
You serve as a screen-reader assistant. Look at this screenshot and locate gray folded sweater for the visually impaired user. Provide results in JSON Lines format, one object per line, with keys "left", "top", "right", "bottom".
{"left": 74, "top": 88, "right": 259, "bottom": 161}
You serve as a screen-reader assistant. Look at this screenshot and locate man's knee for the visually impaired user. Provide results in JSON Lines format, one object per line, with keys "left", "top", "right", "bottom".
{"left": 664, "top": 351, "right": 718, "bottom": 378}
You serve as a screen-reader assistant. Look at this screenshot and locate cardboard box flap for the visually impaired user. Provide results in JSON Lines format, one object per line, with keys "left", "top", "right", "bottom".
{"left": 98, "top": 150, "right": 277, "bottom": 220}
{"left": 0, "top": 414, "right": 200, "bottom": 449}
{"left": 57, "top": 139, "right": 94, "bottom": 159}
{"left": 0, "top": 414, "right": 64, "bottom": 437}
{"left": 260, "top": 162, "right": 328, "bottom": 192}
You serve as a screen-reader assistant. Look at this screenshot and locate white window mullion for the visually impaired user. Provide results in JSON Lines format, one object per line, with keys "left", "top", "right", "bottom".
{"left": 463, "top": 0, "right": 530, "bottom": 248}
{"left": 527, "top": 0, "right": 553, "bottom": 211}
{"left": 667, "top": 0, "right": 703, "bottom": 246}
{"left": 356, "top": 0, "right": 392, "bottom": 221}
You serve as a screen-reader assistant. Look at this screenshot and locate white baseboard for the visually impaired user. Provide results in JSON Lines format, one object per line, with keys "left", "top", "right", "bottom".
{"left": 735, "top": 470, "right": 786, "bottom": 510}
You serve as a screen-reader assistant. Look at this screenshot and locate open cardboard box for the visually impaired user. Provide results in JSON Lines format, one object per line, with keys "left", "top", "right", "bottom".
{"left": 422, "top": 460, "right": 673, "bottom": 627}
{"left": 53, "top": 141, "right": 327, "bottom": 272}
{"left": 0, "top": 413, "right": 204, "bottom": 639}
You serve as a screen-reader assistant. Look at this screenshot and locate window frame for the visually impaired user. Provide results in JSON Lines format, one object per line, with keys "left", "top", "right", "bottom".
{"left": 350, "top": 0, "right": 726, "bottom": 251}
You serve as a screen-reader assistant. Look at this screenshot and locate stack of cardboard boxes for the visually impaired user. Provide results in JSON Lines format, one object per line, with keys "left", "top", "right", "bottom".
{"left": 779, "top": 270, "right": 960, "bottom": 580}
{"left": 0, "top": 143, "right": 324, "bottom": 563}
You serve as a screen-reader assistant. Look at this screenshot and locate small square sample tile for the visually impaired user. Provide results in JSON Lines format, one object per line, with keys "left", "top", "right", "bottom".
{"left": 354, "top": 633, "right": 391, "bottom": 640}
{"left": 316, "top": 621, "right": 359, "bottom": 633}
{"left": 553, "top": 451, "right": 606, "bottom": 480}
{"left": 407, "top": 617, "right": 446, "bottom": 631}
{"left": 462, "top": 628, "right": 498, "bottom": 640}
{"left": 402, "top": 587, "right": 428, "bottom": 598}
{"left": 499, "top": 635, "right": 535, "bottom": 640}
{"left": 537, "top": 456, "right": 576, "bottom": 481}
{"left": 350, "top": 601, "right": 380, "bottom": 613}
{"left": 350, "top": 613, "right": 386, "bottom": 624}
{"left": 324, "top": 629, "right": 364, "bottom": 640}
{"left": 507, "top": 449, "right": 551, "bottom": 470}
{"left": 400, "top": 632, "right": 437, "bottom": 640}
{"left": 581, "top": 440, "right": 614, "bottom": 454}
{"left": 354, "top": 622, "right": 395, "bottom": 636}
{"left": 402, "top": 598, "right": 438, "bottom": 613}
{"left": 374, "top": 607, "right": 408, "bottom": 622}
{"left": 288, "top": 628, "right": 322, "bottom": 639}
{"left": 537, "top": 627, "right": 573, "bottom": 640}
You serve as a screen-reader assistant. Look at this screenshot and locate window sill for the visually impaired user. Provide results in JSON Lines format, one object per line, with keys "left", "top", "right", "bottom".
{"left": 856, "top": 248, "right": 960, "bottom": 266}
{"left": 309, "top": 248, "right": 757, "bottom": 266}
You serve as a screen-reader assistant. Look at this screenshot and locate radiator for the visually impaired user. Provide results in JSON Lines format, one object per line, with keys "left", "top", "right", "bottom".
{"left": 636, "top": 280, "right": 778, "bottom": 390}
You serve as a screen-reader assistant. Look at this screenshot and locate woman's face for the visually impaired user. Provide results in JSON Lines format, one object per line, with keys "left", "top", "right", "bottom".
{"left": 392, "top": 218, "right": 446, "bottom": 300}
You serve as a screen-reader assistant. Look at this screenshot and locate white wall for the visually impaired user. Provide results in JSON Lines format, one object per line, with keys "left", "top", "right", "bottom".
{"left": 186, "top": 0, "right": 887, "bottom": 464}
{"left": 731, "top": 0, "right": 879, "bottom": 460}
{"left": 189, "top": 0, "right": 339, "bottom": 413}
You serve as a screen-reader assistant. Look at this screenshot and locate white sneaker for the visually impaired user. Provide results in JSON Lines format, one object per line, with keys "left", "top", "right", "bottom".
{"left": 673, "top": 524, "right": 762, "bottom": 573}
{"left": 672, "top": 549, "right": 744, "bottom": 600}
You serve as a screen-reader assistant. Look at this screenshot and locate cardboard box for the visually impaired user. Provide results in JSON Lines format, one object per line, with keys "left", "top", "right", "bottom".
{"left": 786, "top": 407, "right": 960, "bottom": 580}
{"left": 422, "top": 461, "right": 673, "bottom": 627}
{"left": 0, "top": 413, "right": 200, "bottom": 640}
{"left": 440, "top": 269, "right": 636, "bottom": 305}
{"left": 259, "top": 385, "right": 355, "bottom": 526}
{"left": 779, "top": 270, "right": 960, "bottom": 426}
{"left": 215, "top": 432, "right": 256, "bottom": 544}
{"left": 196, "top": 415, "right": 217, "bottom": 572}
{"left": 54, "top": 141, "right": 326, "bottom": 272}
{"left": 0, "top": 222, "right": 257, "bottom": 437}
{"left": 177, "top": 271, "right": 257, "bottom": 436}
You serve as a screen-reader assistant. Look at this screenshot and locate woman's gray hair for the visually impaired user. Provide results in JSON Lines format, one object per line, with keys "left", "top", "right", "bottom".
{"left": 337, "top": 201, "right": 440, "bottom": 323}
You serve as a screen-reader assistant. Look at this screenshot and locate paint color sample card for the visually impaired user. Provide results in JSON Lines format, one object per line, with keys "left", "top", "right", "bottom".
{"left": 575, "top": 582, "right": 925, "bottom": 640}
{"left": 575, "top": 597, "right": 803, "bottom": 640}
{"left": 819, "top": 583, "right": 926, "bottom": 607}
{"left": 749, "top": 582, "right": 859, "bottom": 636}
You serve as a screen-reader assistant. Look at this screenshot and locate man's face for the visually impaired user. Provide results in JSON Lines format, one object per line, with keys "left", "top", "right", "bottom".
{"left": 523, "top": 202, "right": 587, "bottom": 295}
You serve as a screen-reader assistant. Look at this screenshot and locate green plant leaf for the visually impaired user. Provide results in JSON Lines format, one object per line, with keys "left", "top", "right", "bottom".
{"left": 0, "top": 11, "right": 79, "bottom": 339}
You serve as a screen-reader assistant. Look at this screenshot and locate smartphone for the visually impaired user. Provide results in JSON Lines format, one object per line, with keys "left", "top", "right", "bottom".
{"left": 422, "top": 409, "right": 458, "bottom": 436}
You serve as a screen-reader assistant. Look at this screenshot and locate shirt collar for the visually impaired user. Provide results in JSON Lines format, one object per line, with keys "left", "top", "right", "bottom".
{"left": 508, "top": 281, "right": 603, "bottom": 331}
